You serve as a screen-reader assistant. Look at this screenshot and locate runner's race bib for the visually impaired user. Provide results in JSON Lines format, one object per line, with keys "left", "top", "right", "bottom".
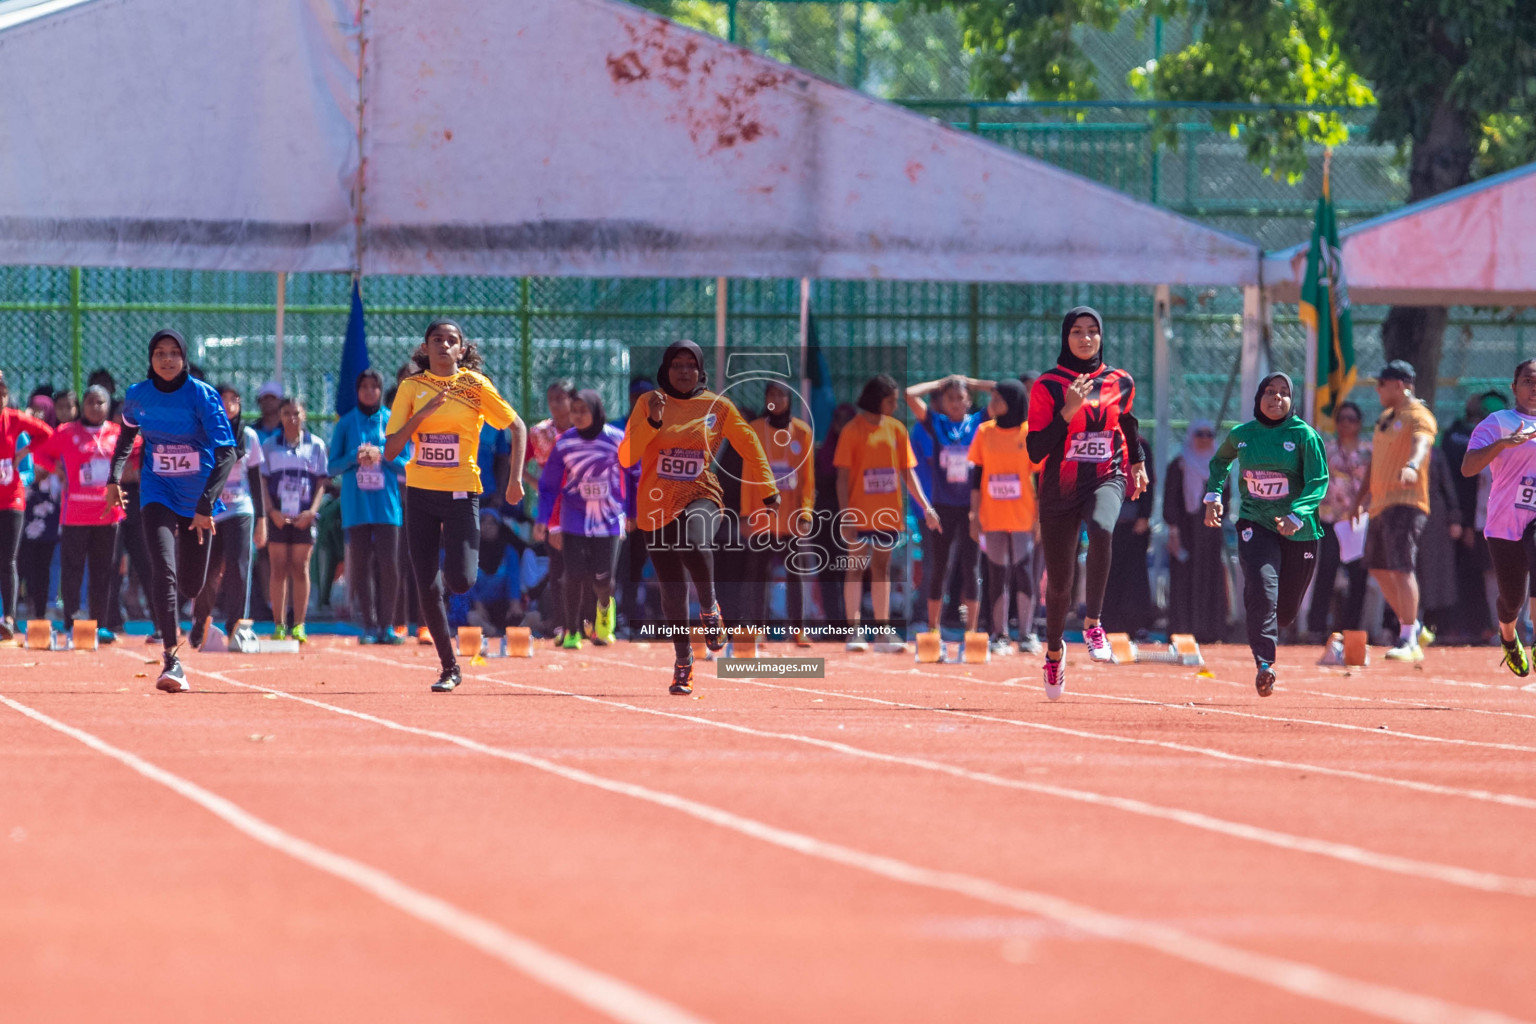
{"left": 356, "top": 466, "right": 386, "bottom": 491}
{"left": 1244, "top": 470, "right": 1290, "bottom": 500}
{"left": 657, "top": 448, "right": 706, "bottom": 481}
{"left": 1517, "top": 475, "right": 1536, "bottom": 513}
{"left": 416, "top": 433, "right": 461, "bottom": 468}
{"left": 0, "top": 459, "right": 11, "bottom": 486}
{"left": 79, "top": 458, "right": 111, "bottom": 488}
{"left": 152, "top": 444, "right": 199, "bottom": 477}
{"left": 1066, "top": 431, "right": 1113, "bottom": 463}
{"left": 862, "top": 467, "right": 899, "bottom": 494}
{"left": 987, "top": 473, "right": 1022, "bottom": 500}
{"left": 278, "top": 476, "right": 308, "bottom": 517}
{"left": 578, "top": 479, "right": 610, "bottom": 501}
{"left": 940, "top": 445, "right": 970, "bottom": 484}
{"left": 769, "top": 460, "right": 797, "bottom": 490}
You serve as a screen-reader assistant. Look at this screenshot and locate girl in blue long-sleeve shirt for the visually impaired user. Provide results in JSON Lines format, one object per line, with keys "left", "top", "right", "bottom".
{"left": 328, "top": 369, "right": 411, "bottom": 644}
{"left": 536, "top": 389, "right": 636, "bottom": 647}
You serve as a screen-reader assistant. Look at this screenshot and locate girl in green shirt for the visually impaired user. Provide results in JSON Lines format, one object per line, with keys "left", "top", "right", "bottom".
{"left": 1203, "top": 372, "right": 1329, "bottom": 696}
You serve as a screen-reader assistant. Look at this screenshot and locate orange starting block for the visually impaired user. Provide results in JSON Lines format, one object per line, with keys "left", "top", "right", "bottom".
{"left": 914, "top": 632, "right": 944, "bottom": 663}
{"left": 1107, "top": 632, "right": 1137, "bottom": 664}
{"left": 25, "top": 620, "right": 54, "bottom": 651}
{"left": 728, "top": 631, "right": 764, "bottom": 658}
{"left": 962, "top": 631, "right": 990, "bottom": 664}
{"left": 504, "top": 626, "right": 534, "bottom": 658}
{"left": 1343, "top": 630, "right": 1369, "bottom": 667}
{"left": 456, "top": 626, "right": 484, "bottom": 658}
{"left": 1105, "top": 632, "right": 1204, "bottom": 667}
{"left": 71, "top": 620, "right": 98, "bottom": 651}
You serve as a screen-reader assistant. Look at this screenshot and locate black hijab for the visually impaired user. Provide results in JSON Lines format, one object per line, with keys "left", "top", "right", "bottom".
{"left": 575, "top": 388, "right": 607, "bottom": 440}
{"left": 1057, "top": 306, "right": 1104, "bottom": 376}
{"left": 657, "top": 340, "right": 708, "bottom": 400}
{"left": 147, "top": 329, "right": 189, "bottom": 393}
{"left": 356, "top": 368, "right": 384, "bottom": 417}
{"left": 1254, "top": 371, "right": 1295, "bottom": 427}
{"left": 992, "top": 379, "right": 1027, "bottom": 429}
{"left": 765, "top": 383, "right": 792, "bottom": 430}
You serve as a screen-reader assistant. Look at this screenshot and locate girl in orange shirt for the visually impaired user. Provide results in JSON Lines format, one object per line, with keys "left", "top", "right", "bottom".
{"left": 740, "top": 380, "right": 816, "bottom": 646}
{"left": 966, "top": 379, "right": 1040, "bottom": 656}
{"left": 619, "top": 340, "right": 779, "bottom": 694}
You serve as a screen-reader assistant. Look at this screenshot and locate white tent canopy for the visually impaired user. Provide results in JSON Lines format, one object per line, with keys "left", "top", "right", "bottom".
{"left": 0, "top": 0, "right": 1261, "bottom": 284}
{"left": 1265, "top": 162, "right": 1536, "bottom": 306}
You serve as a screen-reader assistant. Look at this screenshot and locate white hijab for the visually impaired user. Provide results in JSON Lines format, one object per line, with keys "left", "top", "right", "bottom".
{"left": 1180, "top": 420, "right": 1217, "bottom": 515}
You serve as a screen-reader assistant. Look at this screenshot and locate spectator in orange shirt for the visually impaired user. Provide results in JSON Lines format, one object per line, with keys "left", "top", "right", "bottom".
{"left": 967, "top": 379, "right": 1039, "bottom": 655}
{"left": 834, "top": 374, "right": 940, "bottom": 652}
{"left": 740, "top": 380, "right": 816, "bottom": 645}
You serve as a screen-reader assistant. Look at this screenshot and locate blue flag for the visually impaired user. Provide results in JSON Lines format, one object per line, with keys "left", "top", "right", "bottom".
{"left": 335, "top": 278, "right": 370, "bottom": 417}
{"left": 803, "top": 314, "right": 837, "bottom": 441}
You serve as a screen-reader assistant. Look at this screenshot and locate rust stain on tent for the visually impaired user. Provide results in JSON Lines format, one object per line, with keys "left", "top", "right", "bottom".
{"left": 609, "top": 16, "right": 788, "bottom": 154}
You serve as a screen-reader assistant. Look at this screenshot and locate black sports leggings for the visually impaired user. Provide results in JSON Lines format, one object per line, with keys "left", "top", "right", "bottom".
{"left": 1487, "top": 524, "right": 1536, "bottom": 625}
{"left": 926, "top": 504, "right": 979, "bottom": 602}
{"left": 405, "top": 487, "right": 479, "bottom": 670}
{"left": 1236, "top": 519, "right": 1319, "bottom": 666}
{"left": 645, "top": 500, "right": 719, "bottom": 662}
{"left": 741, "top": 535, "right": 807, "bottom": 631}
{"left": 1038, "top": 481, "right": 1123, "bottom": 651}
{"left": 191, "top": 515, "right": 253, "bottom": 636}
{"left": 60, "top": 524, "right": 119, "bottom": 629}
{"left": 142, "top": 502, "right": 217, "bottom": 652}
{"left": 561, "top": 533, "right": 621, "bottom": 636}
{"left": 347, "top": 523, "right": 402, "bottom": 633}
{"left": 0, "top": 508, "right": 21, "bottom": 621}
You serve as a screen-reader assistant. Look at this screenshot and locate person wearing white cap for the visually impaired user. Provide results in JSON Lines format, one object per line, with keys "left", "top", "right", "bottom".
{"left": 253, "top": 381, "right": 284, "bottom": 445}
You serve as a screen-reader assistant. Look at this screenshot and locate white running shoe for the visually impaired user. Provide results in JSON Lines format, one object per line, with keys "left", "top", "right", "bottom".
{"left": 1383, "top": 641, "right": 1424, "bottom": 663}
{"left": 872, "top": 641, "right": 908, "bottom": 654}
{"left": 1083, "top": 624, "right": 1113, "bottom": 663}
{"left": 156, "top": 654, "right": 189, "bottom": 693}
{"left": 988, "top": 637, "right": 1014, "bottom": 656}
{"left": 1043, "top": 656, "right": 1065, "bottom": 701}
{"left": 846, "top": 631, "right": 870, "bottom": 653}
{"left": 1016, "top": 633, "right": 1042, "bottom": 655}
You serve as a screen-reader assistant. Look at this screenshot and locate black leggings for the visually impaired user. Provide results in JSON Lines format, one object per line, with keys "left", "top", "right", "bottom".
{"left": 1306, "top": 523, "right": 1369, "bottom": 634}
{"left": 561, "top": 534, "right": 621, "bottom": 635}
{"left": 405, "top": 487, "right": 479, "bottom": 670}
{"left": 645, "top": 500, "right": 719, "bottom": 662}
{"left": 1038, "top": 482, "right": 1123, "bottom": 651}
{"left": 1237, "top": 519, "right": 1319, "bottom": 666}
{"left": 142, "top": 502, "right": 217, "bottom": 651}
{"left": 927, "top": 504, "right": 979, "bottom": 602}
{"left": 191, "top": 515, "right": 253, "bottom": 636}
{"left": 347, "top": 523, "right": 402, "bottom": 633}
{"left": 393, "top": 492, "right": 422, "bottom": 629}
{"left": 0, "top": 508, "right": 21, "bottom": 621}
{"left": 1487, "top": 524, "right": 1536, "bottom": 625}
{"left": 741, "top": 535, "right": 808, "bottom": 631}
{"left": 60, "top": 524, "right": 119, "bottom": 629}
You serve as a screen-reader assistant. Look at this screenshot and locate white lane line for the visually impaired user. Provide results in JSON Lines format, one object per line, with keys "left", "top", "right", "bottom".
{"left": 827, "top": 657, "right": 1536, "bottom": 755}
{"left": 425, "top": 652, "right": 1536, "bottom": 899}
{"left": 1193, "top": 674, "right": 1536, "bottom": 722}
{"left": 0, "top": 693, "right": 714, "bottom": 1024}
{"left": 694, "top": 658, "right": 1536, "bottom": 812}
{"left": 181, "top": 665, "right": 1532, "bottom": 1024}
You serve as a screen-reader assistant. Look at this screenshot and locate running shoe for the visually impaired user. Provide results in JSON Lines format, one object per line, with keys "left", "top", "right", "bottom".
{"left": 1418, "top": 626, "right": 1436, "bottom": 648}
{"left": 593, "top": 598, "right": 617, "bottom": 646}
{"left": 561, "top": 631, "right": 583, "bottom": 651}
{"left": 793, "top": 629, "right": 813, "bottom": 648}
{"left": 1043, "top": 655, "right": 1065, "bottom": 701}
{"left": 1017, "top": 633, "right": 1043, "bottom": 655}
{"left": 670, "top": 657, "right": 695, "bottom": 695}
{"left": 1083, "top": 624, "right": 1113, "bottom": 663}
{"left": 845, "top": 630, "right": 870, "bottom": 653}
{"left": 872, "top": 640, "right": 908, "bottom": 654}
{"left": 156, "top": 652, "right": 189, "bottom": 693}
{"left": 96, "top": 627, "right": 116, "bottom": 646}
{"left": 190, "top": 615, "right": 211, "bottom": 650}
{"left": 359, "top": 631, "right": 378, "bottom": 646}
{"left": 145, "top": 630, "right": 162, "bottom": 645}
{"left": 378, "top": 628, "right": 405, "bottom": 646}
{"left": 431, "top": 664, "right": 462, "bottom": 692}
{"left": 417, "top": 626, "right": 432, "bottom": 645}
{"left": 393, "top": 625, "right": 409, "bottom": 640}
{"left": 1501, "top": 638, "right": 1532, "bottom": 678}
{"left": 272, "top": 623, "right": 289, "bottom": 641}
{"left": 699, "top": 605, "right": 727, "bottom": 652}
{"left": 1255, "top": 662, "right": 1276, "bottom": 697}
{"left": 989, "top": 636, "right": 1014, "bottom": 657}
{"left": 291, "top": 624, "right": 308, "bottom": 644}
{"left": 1383, "top": 640, "right": 1424, "bottom": 663}
{"left": 0, "top": 617, "right": 14, "bottom": 642}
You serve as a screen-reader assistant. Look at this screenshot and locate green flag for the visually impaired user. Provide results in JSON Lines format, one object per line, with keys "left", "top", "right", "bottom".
{"left": 1299, "top": 159, "right": 1355, "bottom": 432}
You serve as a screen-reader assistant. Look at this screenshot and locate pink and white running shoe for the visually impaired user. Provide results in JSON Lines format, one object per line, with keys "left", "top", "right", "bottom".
{"left": 1084, "top": 624, "right": 1113, "bottom": 663}
{"left": 1043, "top": 656, "right": 1065, "bottom": 701}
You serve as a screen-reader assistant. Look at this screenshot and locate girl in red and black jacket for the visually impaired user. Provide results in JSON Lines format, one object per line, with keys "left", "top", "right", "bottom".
{"left": 1027, "top": 306, "right": 1148, "bottom": 699}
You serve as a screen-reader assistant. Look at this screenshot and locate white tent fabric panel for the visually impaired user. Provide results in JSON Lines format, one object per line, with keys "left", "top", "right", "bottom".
{"left": 361, "top": 0, "right": 1259, "bottom": 284}
{"left": 0, "top": 0, "right": 359, "bottom": 272}
{"left": 1265, "top": 163, "right": 1536, "bottom": 306}
{"left": 0, "top": 0, "right": 1261, "bottom": 284}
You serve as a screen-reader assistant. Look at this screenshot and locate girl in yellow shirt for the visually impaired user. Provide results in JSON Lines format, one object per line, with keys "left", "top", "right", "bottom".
{"left": 385, "top": 319, "right": 526, "bottom": 692}
{"left": 619, "top": 340, "right": 778, "bottom": 694}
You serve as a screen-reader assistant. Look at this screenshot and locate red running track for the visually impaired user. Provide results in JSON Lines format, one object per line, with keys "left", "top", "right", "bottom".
{"left": 2, "top": 637, "right": 1534, "bottom": 1023}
